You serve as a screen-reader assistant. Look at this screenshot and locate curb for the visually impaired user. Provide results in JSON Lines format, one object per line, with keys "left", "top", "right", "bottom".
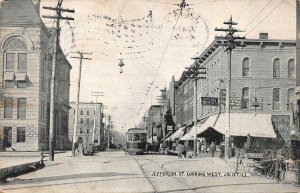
{"left": 0, "top": 161, "right": 44, "bottom": 182}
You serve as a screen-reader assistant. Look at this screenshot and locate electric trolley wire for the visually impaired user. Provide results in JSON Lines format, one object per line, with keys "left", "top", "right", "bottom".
{"left": 246, "top": 0, "right": 284, "bottom": 36}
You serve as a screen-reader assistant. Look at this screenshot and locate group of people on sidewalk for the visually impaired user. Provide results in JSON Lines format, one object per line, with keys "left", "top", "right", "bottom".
{"left": 176, "top": 141, "right": 217, "bottom": 159}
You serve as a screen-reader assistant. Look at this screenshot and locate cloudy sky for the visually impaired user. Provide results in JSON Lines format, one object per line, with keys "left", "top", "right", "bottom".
{"left": 41, "top": 0, "right": 295, "bottom": 133}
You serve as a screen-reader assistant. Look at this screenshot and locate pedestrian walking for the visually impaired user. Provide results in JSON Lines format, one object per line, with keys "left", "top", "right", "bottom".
{"left": 177, "top": 142, "right": 185, "bottom": 159}
{"left": 211, "top": 142, "right": 216, "bottom": 158}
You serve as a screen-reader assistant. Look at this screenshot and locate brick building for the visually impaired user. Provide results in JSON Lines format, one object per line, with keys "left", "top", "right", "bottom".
{"left": 0, "top": 0, "right": 72, "bottom": 151}
{"left": 68, "top": 102, "right": 104, "bottom": 149}
{"left": 178, "top": 34, "right": 296, "bottom": 146}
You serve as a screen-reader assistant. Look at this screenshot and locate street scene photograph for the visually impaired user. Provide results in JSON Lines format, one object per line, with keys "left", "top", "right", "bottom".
{"left": 0, "top": 0, "right": 300, "bottom": 192}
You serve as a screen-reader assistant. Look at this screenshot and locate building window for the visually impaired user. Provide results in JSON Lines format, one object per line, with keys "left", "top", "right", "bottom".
{"left": 79, "top": 127, "right": 83, "bottom": 134}
{"left": 86, "top": 128, "right": 89, "bottom": 134}
{"left": 87, "top": 118, "right": 90, "bottom": 125}
{"left": 241, "top": 88, "right": 250, "bottom": 109}
{"left": 87, "top": 110, "right": 90, "bottom": 115}
{"left": 18, "top": 53, "right": 27, "bottom": 70}
{"left": 4, "top": 97, "right": 13, "bottom": 118}
{"left": 5, "top": 80, "right": 15, "bottom": 88}
{"left": 287, "top": 88, "right": 295, "bottom": 110}
{"left": 17, "top": 81, "right": 27, "bottom": 88}
{"left": 17, "top": 127, "right": 26, "bottom": 142}
{"left": 80, "top": 110, "right": 83, "bottom": 115}
{"left": 242, "top": 58, "right": 249, "bottom": 76}
{"left": 288, "top": 59, "right": 295, "bottom": 78}
{"left": 94, "top": 110, "right": 95, "bottom": 115}
{"left": 6, "top": 53, "right": 15, "bottom": 69}
{"left": 273, "top": 88, "right": 280, "bottom": 110}
{"left": 17, "top": 98, "right": 26, "bottom": 119}
{"left": 74, "top": 110, "right": 75, "bottom": 115}
{"left": 273, "top": 58, "right": 280, "bottom": 78}
{"left": 80, "top": 118, "right": 83, "bottom": 124}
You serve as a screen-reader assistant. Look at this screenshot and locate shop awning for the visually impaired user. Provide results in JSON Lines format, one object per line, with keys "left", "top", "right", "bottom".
{"left": 4, "top": 71, "right": 15, "bottom": 81}
{"left": 180, "top": 115, "right": 218, "bottom": 140}
{"left": 16, "top": 72, "right": 27, "bottom": 81}
{"left": 180, "top": 113, "right": 276, "bottom": 140}
{"left": 166, "top": 126, "right": 186, "bottom": 141}
{"left": 214, "top": 113, "right": 276, "bottom": 138}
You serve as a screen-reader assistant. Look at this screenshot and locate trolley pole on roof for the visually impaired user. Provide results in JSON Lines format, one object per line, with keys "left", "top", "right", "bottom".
{"left": 42, "top": 0, "right": 74, "bottom": 161}
{"left": 215, "top": 16, "right": 246, "bottom": 159}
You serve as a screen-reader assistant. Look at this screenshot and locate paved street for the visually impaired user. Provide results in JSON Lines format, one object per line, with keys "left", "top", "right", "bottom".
{"left": 0, "top": 151, "right": 299, "bottom": 193}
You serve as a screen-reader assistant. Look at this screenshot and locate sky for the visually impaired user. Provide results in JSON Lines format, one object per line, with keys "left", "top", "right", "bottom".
{"left": 40, "top": 0, "right": 296, "bottom": 133}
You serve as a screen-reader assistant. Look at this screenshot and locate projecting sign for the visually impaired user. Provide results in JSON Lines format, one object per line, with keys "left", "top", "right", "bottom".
{"left": 201, "top": 97, "right": 219, "bottom": 106}
{"left": 167, "top": 126, "right": 173, "bottom": 131}
{"left": 250, "top": 97, "right": 263, "bottom": 110}
{"left": 230, "top": 97, "right": 241, "bottom": 110}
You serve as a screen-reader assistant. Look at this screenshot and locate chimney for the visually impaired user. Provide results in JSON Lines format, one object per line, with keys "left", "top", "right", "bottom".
{"left": 32, "top": 0, "right": 41, "bottom": 16}
{"left": 259, "top": 33, "right": 268, "bottom": 40}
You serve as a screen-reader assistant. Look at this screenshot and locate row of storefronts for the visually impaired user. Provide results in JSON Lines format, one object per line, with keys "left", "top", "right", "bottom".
{"left": 145, "top": 33, "right": 300, "bottom": 157}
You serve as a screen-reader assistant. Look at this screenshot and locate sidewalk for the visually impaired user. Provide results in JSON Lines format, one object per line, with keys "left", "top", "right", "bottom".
{"left": 0, "top": 151, "right": 66, "bottom": 181}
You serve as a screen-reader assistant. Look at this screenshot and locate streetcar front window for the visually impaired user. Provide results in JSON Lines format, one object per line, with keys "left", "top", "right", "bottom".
{"left": 140, "top": 134, "right": 145, "bottom": 142}
{"left": 133, "top": 134, "right": 140, "bottom": 141}
{"left": 127, "top": 134, "right": 132, "bottom": 141}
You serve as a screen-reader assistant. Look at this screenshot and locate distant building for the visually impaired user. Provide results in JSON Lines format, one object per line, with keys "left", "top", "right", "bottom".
{"left": 0, "top": 0, "right": 72, "bottom": 151}
{"left": 68, "top": 102, "right": 104, "bottom": 148}
{"left": 145, "top": 105, "right": 163, "bottom": 143}
{"left": 175, "top": 33, "right": 296, "bottom": 146}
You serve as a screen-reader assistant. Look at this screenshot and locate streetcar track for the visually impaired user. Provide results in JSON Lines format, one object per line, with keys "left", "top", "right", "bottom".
{"left": 130, "top": 154, "right": 200, "bottom": 193}
{"left": 131, "top": 156, "right": 159, "bottom": 193}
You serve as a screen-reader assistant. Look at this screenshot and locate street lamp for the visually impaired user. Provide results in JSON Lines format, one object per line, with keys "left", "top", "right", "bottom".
{"left": 118, "top": 59, "right": 125, "bottom": 74}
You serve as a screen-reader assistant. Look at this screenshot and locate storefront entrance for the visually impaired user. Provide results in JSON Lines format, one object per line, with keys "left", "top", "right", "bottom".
{"left": 3, "top": 127, "right": 12, "bottom": 148}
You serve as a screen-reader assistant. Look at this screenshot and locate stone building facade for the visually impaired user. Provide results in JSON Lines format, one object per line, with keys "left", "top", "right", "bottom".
{"left": 0, "top": 0, "right": 72, "bottom": 151}
{"left": 68, "top": 102, "right": 104, "bottom": 148}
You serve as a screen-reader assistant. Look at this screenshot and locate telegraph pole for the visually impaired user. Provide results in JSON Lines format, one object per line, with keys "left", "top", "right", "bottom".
{"left": 91, "top": 92, "right": 104, "bottom": 146}
{"left": 42, "top": 0, "right": 74, "bottom": 161}
{"left": 186, "top": 59, "right": 206, "bottom": 157}
{"left": 108, "top": 115, "right": 111, "bottom": 149}
{"left": 70, "top": 52, "right": 92, "bottom": 157}
{"left": 215, "top": 16, "right": 245, "bottom": 159}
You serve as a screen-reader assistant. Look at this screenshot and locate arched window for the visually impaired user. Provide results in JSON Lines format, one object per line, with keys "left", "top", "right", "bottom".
{"left": 273, "top": 58, "right": 280, "bottom": 78}
{"left": 242, "top": 58, "right": 249, "bottom": 77}
{"left": 242, "top": 87, "right": 250, "bottom": 109}
{"left": 80, "top": 110, "right": 83, "bottom": 115}
{"left": 287, "top": 88, "right": 295, "bottom": 110}
{"left": 87, "top": 110, "right": 90, "bottom": 115}
{"left": 4, "top": 37, "right": 28, "bottom": 88}
{"left": 288, "top": 59, "right": 295, "bottom": 78}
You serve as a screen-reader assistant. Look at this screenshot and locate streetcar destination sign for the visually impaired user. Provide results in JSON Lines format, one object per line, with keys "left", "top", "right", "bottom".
{"left": 201, "top": 97, "right": 219, "bottom": 106}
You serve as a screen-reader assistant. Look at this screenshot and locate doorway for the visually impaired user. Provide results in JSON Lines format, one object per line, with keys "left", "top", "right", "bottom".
{"left": 3, "top": 127, "right": 12, "bottom": 148}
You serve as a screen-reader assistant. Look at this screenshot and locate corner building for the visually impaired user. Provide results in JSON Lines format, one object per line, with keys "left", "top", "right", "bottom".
{"left": 0, "top": 0, "right": 72, "bottom": 151}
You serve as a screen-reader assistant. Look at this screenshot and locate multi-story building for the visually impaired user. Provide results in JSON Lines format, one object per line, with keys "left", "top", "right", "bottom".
{"left": 0, "top": 0, "right": 72, "bottom": 151}
{"left": 145, "top": 105, "right": 163, "bottom": 143}
{"left": 178, "top": 33, "right": 296, "bottom": 146}
{"left": 68, "top": 102, "right": 104, "bottom": 148}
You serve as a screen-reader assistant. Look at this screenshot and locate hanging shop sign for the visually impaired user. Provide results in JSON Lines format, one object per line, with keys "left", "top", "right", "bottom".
{"left": 201, "top": 97, "right": 219, "bottom": 106}
{"left": 250, "top": 97, "right": 263, "bottom": 110}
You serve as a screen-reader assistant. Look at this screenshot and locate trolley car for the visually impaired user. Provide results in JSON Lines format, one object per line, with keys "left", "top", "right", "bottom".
{"left": 126, "top": 128, "right": 147, "bottom": 155}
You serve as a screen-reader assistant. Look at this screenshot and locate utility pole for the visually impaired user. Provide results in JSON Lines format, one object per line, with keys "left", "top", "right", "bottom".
{"left": 91, "top": 92, "right": 104, "bottom": 146}
{"left": 108, "top": 115, "right": 111, "bottom": 149}
{"left": 70, "top": 52, "right": 92, "bottom": 157}
{"left": 215, "top": 16, "right": 245, "bottom": 159}
{"left": 186, "top": 59, "right": 206, "bottom": 158}
{"left": 157, "top": 88, "right": 167, "bottom": 148}
{"left": 42, "top": 0, "right": 74, "bottom": 161}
